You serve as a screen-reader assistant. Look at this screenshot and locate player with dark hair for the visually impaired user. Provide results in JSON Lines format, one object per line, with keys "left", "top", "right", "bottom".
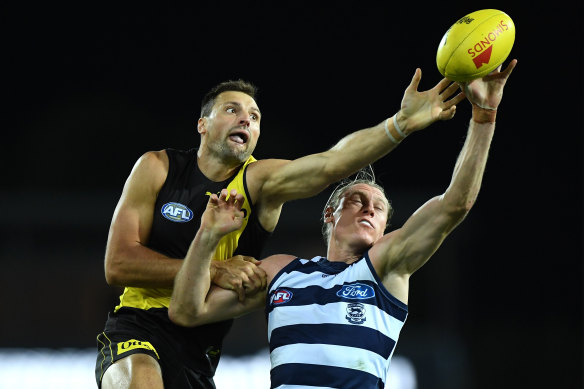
{"left": 96, "top": 69, "right": 466, "bottom": 389}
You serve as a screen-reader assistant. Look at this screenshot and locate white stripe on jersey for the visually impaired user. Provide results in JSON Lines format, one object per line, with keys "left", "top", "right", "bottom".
{"left": 269, "top": 257, "right": 374, "bottom": 294}
{"left": 267, "top": 302, "right": 406, "bottom": 342}
{"left": 271, "top": 343, "right": 388, "bottom": 380}
{"left": 274, "top": 385, "right": 337, "bottom": 389}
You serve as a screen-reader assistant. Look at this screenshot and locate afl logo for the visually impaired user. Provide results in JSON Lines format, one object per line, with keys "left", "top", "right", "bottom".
{"left": 161, "top": 202, "right": 193, "bottom": 223}
{"left": 270, "top": 289, "right": 293, "bottom": 305}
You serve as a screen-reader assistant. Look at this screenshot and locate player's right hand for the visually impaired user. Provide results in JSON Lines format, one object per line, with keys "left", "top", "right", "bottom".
{"left": 212, "top": 255, "right": 267, "bottom": 301}
{"left": 397, "top": 68, "right": 466, "bottom": 133}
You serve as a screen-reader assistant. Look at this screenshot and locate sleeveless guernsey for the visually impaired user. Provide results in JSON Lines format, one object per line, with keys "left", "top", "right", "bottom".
{"left": 266, "top": 252, "right": 408, "bottom": 389}
{"left": 115, "top": 148, "right": 270, "bottom": 311}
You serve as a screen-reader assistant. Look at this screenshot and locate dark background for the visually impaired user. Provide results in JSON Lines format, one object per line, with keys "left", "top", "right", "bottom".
{"left": 2, "top": 2, "right": 582, "bottom": 388}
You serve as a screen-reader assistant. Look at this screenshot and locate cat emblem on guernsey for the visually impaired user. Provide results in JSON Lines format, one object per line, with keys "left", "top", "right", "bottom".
{"left": 270, "top": 289, "right": 293, "bottom": 305}
{"left": 346, "top": 303, "right": 366, "bottom": 324}
{"left": 336, "top": 283, "right": 375, "bottom": 300}
{"left": 161, "top": 202, "right": 194, "bottom": 223}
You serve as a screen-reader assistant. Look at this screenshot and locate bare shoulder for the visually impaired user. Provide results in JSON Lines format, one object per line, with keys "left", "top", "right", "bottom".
{"left": 128, "top": 150, "right": 169, "bottom": 186}
{"left": 136, "top": 150, "right": 169, "bottom": 173}
{"left": 258, "top": 254, "right": 296, "bottom": 282}
{"left": 246, "top": 159, "right": 291, "bottom": 191}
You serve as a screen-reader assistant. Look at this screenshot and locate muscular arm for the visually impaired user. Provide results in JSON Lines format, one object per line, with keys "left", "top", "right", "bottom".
{"left": 170, "top": 254, "right": 291, "bottom": 327}
{"left": 369, "top": 60, "right": 517, "bottom": 303}
{"left": 105, "top": 152, "right": 263, "bottom": 291}
{"left": 104, "top": 150, "right": 184, "bottom": 287}
{"left": 250, "top": 71, "right": 465, "bottom": 231}
{"left": 367, "top": 109, "right": 495, "bottom": 303}
{"left": 168, "top": 188, "right": 291, "bottom": 326}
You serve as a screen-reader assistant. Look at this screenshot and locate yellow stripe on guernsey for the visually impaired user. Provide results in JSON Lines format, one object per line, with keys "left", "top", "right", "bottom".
{"left": 114, "top": 156, "right": 256, "bottom": 312}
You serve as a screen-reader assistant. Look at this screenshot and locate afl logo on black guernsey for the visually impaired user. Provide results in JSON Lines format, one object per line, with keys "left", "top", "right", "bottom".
{"left": 161, "top": 202, "right": 194, "bottom": 222}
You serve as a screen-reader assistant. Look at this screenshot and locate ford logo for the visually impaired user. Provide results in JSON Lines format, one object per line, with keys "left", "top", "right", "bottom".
{"left": 336, "top": 283, "right": 375, "bottom": 300}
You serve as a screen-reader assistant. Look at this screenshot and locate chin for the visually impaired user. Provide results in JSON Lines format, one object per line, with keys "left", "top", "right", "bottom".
{"left": 351, "top": 236, "right": 376, "bottom": 253}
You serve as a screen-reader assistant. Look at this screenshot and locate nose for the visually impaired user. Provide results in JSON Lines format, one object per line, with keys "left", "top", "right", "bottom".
{"left": 238, "top": 113, "right": 250, "bottom": 127}
{"left": 362, "top": 202, "right": 375, "bottom": 216}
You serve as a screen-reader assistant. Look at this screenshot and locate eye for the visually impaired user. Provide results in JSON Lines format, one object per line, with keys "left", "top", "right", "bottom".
{"left": 226, "top": 107, "right": 236, "bottom": 114}
{"left": 250, "top": 113, "right": 259, "bottom": 121}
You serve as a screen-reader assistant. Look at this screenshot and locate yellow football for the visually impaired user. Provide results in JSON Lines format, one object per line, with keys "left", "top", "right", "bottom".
{"left": 436, "top": 9, "right": 515, "bottom": 82}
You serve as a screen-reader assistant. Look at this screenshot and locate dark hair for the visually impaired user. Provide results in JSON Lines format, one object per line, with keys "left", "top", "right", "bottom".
{"left": 200, "top": 79, "right": 258, "bottom": 118}
{"left": 321, "top": 166, "right": 393, "bottom": 245}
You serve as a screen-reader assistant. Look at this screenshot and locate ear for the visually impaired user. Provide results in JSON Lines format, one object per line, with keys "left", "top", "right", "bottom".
{"left": 197, "top": 117, "right": 207, "bottom": 135}
{"left": 323, "top": 206, "right": 335, "bottom": 224}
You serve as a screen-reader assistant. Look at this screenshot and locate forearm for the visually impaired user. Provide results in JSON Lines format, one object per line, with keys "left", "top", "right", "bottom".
{"left": 444, "top": 106, "right": 496, "bottom": 210}
{"left": 169, "top": 228, "right": 222, "bottom": 326}
{"left": 105, "top": 244, "right": 183, "bottom": 288}
{"left": 262, "top": 116, "right": 407, "bottom": 203}
{"left": 324, "top": 116, "right": 407, "bottom": 177}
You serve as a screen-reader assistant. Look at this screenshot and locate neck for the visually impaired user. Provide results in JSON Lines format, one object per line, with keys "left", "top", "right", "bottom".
{"left": 326, "top": 245, "right": 364, "bottom": 264}
{"left": 196, "top": 148, "right": 243, "bottom": 182}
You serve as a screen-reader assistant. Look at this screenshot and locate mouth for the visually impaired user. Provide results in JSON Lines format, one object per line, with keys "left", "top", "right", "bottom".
{"left": 358, "top": 219, "right": 374, "bottom": 229}
{"left": 228, "top": 128, "right": 250, "bottom": 145}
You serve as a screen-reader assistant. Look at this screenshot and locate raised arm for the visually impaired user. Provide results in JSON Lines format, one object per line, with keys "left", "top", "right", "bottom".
{"left": 169, "top": 189, "right": 267, "bottom": 326}
{"left": 250, "top": 69, "right": 466, "bottom": 212}
{"left": 369, "top": 60, "right": 518, "bottom": 302}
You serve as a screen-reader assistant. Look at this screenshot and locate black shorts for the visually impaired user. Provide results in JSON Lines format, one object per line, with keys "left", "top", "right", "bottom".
{"left": 95, "top": 307, "right": 233, "bottom": 389}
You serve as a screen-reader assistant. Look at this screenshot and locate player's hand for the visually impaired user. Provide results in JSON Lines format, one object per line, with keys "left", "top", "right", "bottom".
{"left": 201, "top": 188, "right": 245, "bottom": 238}
{"left": 459, "top": 59, "right": 517, "bottom": 110}
{"left": 211, "top": 255, "right": 267, "bottom": 301}
{"left": 396, "top": 68, "right": 466, "bottom": 133}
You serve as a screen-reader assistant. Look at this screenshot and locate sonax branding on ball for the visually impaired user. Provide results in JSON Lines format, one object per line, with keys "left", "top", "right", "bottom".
{"left": 436, "top": 9, "right": 515, "bottom": 82}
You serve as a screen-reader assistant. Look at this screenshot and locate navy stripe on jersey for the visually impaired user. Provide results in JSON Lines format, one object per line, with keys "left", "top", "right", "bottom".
{"left": 266, "top": 281, "right": 407, "bottom": 322}
{"left": 269, "top": 323, "right": 396, "bottom": 359}
{"left": 270, "top": 363, "right": 383, "bottom": 389}
{"left": 362, "top": 251, "right": 408, "bottom": 312}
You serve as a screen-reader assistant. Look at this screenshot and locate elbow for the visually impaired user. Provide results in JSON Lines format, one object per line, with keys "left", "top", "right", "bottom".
{"left": 168, "top": 304, "right": 198, "bottom": 328}
{"left": 458, "top": 198, "right": 475, "bottom": 215}
{"left": 105, "top": 271, "right": 122, "bottom": 287}
{"left": 449, "top": 201, "right": 473, "bottom": 223}
{"left": 464, "top": 199, "right": 476, "bottom": 213}
{"left": 443, "top": 191, "right": 477, "bottom": 217}
{"left": 104, "top": 252, "right": 126, "bottom": 286}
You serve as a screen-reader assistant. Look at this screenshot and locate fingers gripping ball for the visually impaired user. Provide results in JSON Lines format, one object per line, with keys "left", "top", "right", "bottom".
{"left": 436, "top": 9, "right": 515, "bottom": 82}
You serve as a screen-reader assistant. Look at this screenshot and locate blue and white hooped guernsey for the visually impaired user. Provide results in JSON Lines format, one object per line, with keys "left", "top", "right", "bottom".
{"left": 265, "top": 252, "right": 408, "bottom": 389}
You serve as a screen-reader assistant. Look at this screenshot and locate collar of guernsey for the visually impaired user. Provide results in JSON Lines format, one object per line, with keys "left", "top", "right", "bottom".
{"left": 114, "top": 155, "right": 257, "bottom": 312}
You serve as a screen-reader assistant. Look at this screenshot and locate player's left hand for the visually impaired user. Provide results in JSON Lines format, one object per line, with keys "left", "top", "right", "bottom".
{"left": 201, "top": 188, "right": 245, "bottom": 237}
{"left": 459, "top": 59, "right": 517, "bottom": 110}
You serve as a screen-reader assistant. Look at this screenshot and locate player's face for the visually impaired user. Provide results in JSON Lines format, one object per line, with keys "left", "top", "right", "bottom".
{"left": 201, "top": 91, "right": 261, "bottom": 163}
{"left": 331, "top": 184, "right": 389, "bottom": 250}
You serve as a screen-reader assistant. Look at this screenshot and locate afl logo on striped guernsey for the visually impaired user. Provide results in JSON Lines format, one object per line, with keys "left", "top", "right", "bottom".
{"left": 161, "top": 202, "right": 193, "bottom": 223}
{"left": 270, "top": 289, "right": 293, "bottom": 305}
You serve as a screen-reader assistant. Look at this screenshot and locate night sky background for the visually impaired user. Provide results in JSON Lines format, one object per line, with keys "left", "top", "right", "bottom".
{"left": 2, "top": 2, "right": 582, "bottom": 388}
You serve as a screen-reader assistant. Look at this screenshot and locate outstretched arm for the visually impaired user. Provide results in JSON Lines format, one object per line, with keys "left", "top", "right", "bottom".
{"left": 369, "top": 60, "right": 518, "bottom": 302}
{"left": 249, "top": 69, "right": 466, "bottom": 230}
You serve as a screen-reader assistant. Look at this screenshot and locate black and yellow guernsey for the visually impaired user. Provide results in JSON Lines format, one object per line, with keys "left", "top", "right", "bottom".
{"left": 115, "top": 148, "right": 270, "bottom": 311}
{"left": 96, "top": 148, "right": 271, "bottom": 384}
